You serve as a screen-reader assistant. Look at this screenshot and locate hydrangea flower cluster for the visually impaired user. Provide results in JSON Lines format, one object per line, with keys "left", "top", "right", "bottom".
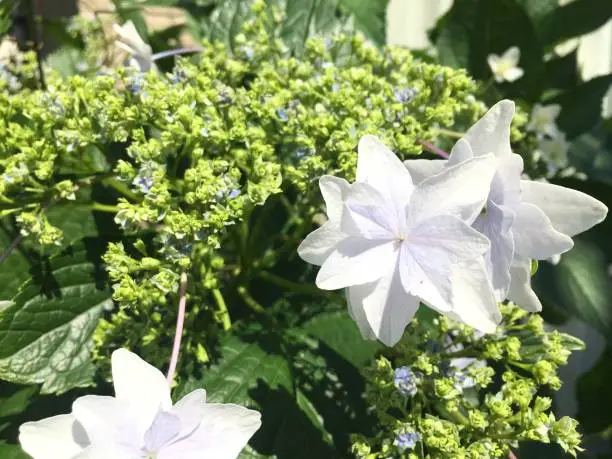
{"left": 299, "top": 100, "right": 607, "bottom": 345}
{"left": 351, "top": 304, "right": 585, "bottom": 458}
{"left": 0, "top": 4, "right": 486, "bottom": 370}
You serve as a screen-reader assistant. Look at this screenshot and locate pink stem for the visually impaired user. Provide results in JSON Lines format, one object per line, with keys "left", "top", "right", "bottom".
{"left": 509, "top": 450, "right": 518, "bottom": 459}
{"left": 418, "top": 140, "right": 449, "bottom": 159}
{"left": 167, "top": 272, "right": 188, "bottom": 384}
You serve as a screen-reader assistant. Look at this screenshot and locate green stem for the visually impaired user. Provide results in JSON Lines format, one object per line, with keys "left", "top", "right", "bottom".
{"left": 102, "top": 177, "right": 141, "bottom": 202}
{"left": 89, "top": 202, "right": 120, "bottom": 213}
{"left": 258, "top": 270, "right": 343, "bottom": 301}
{"left": 433, "top": 128, "right": 465, "bottom": 139}
{"left": 237, "top": 285, "right": 265, "bottom": 314}
{"left": 440, "top": 348, "right": 480, "bottom": 360}
{"left": 212, "top": 288, "right": 232, "bottom": 330}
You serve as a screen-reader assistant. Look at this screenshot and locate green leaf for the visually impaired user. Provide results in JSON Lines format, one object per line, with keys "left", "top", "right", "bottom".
{"left": 282, "top": 0, "right": 338, "bottom": 54}
{"left": 0, "top": 444, "right": 29, "bottom": 459}
{"left": 435, "top": 0, "right": 544, "bottom": 101}
{"left": 204, "top": 0, "right": 257, "bottom": 51}
{"left": 548, "top": 74, "right": 612, "bottom": 139}
{"left": 0, "top": 226, "right": 31, "bottom": 300}
{"left": 178, "top": 311, "right": 377, "bottom": 458}
{"left": 544, "top": 49, "right": 580, "bottom": 91}
{"left": 301, "top": 309, "right": 380, "bottom": 368}
{"left": 515, "top": 0, "right": 557, "bottom": 24}
{"left": 576, "top": 347, "right": 612, "bottom": 433}
{"left": 0, "top": 247, "right": 111, "bottom": 394}
{"left": 533, "top": 239, "right": 612, "bottom": 337}
{"left": 539, "top": 0, "right": 612, "bottom": 47}
{"left": 0, "top": 385, "right": 37, "bottom": 418}
{"left": 337, "top": 0, "right": 389, "bottom": 46}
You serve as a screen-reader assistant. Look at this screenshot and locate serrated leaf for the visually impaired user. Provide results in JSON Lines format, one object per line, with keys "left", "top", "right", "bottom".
{"left": 178, "top": 312, "right": 376, "bottom": 458}
{"left": 337, "top": 0, "right": 388, "bottom": 46}
{"left": 539, "top": 0, "right": 612, "bottom": 47}
{"left": 0, "top": 248, "right": 111, "bottom": 394}
{"left": 204, "top": 0, "right": 257, "bottom": 51}
{"left": 548, "top": 74, "right": 612, "bottom": 139}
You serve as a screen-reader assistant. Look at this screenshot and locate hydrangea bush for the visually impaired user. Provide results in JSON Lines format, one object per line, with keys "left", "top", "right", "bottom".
{"left": 0, "top": 1, "right": 609, "bottom": 458}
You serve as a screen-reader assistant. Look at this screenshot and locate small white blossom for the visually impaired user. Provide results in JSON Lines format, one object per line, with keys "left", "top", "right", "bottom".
{"left": 539, "top": 131, "right": 570, "bottom": 173}
{"left": 527, "top": 104, "right": 561, "bottom": 138}
{"left": 19, "top": 349, "right": 261, "bottom": 459}
{"left": 298, "top": 135, "right": 501, "bottom": 346}
{"left": 406, "top": 100, "right": 608, "bottom": 313}
{"left": 113, "top": 21, "right": 154, "bottom": 72}
{"left": 487, "top": 47, "right": 524, "bottom": 83}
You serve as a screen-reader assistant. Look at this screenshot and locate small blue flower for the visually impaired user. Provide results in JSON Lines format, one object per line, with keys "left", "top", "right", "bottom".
{"left": 276, "top": 108, "right": 289, "bottom": 122}
{"left": 243, "top": 46, "right": 255, "bottom": 60}
{"left": 170, "top": 68, "right": 186, "bottom": 85}
{"left": 394, "top": 430, "right": 420, "bottom": 451}
{"left": 132, "top": 175, "right": 154, "bottom": 194}
{"left": 127, "top": 74, "right": 145, "bottom": 94}
{"left": 394, "top": 366, "right": 418, "bottom": 397}
{"left": 227, "top": 189, "right": 241, "bottom": 199}
{"left": 393, "top": 86, "right": 417, "bottom": 103}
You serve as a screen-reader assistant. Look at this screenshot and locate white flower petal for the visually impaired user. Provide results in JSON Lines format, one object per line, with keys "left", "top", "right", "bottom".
{"left": 171, "top": 389, "right": 208, "bottom": 441}
{"left": 487, "top": 54, "right": 500, "bottom": 73}
{"left": 346, "top": 289, "right": 377, "bottom": 340}
{"left": 520, "top": 180, "right": 608, "bottom": 237}
{"left": 403, "top": 158, "right": 445, "bottom": 184}
{"left": 503, "top": 46, "right": 521, "bottom": 65}
{"left": 297, "top": 224, "right": 347, "bottom": 266}
{"left": 401, "top": 215, "right": 491, "bottom": 312}
{"left": 444, "top": 258, "right": 501, "bottom": 333}
{"left": 473, "top": 201, "right": 515, "bottom": 301}
{"left": 356, "top": 135, "right": 414, "bottom": 204}
{"left": 19, "top": 414, "right": 89, "bottom": 459}
{"left": 340, "top": 182, "right": 398, "bottom": 239}
{"left": 447, "top": 138, "right": 475, "bottom": 166}
{"left": 346, "top": 269, "right": 419, "bottom": 347}
{"left": 408, "top": 154, "right": 496, "bottom": 226}
{"left": 504, "top": 67, "right": 524, "bottom": 82}
{"left": 74, "top": 445, "right": 136, "bottom": 459}
{"left": 316, "top": 238, "right": 399, "bottom": 290}
{"left": 463, "top": 100, "right": 515, "bottom": 158}
{"left": 507, "top": 256, "right": 542, "bottom": 312}
{"left": 111, "top": 348, "right": 172, "bottom": 422}
{"left": 161, "top": 404, "right": 261, "bottom": 459}
{"left": 319, "top": 175, "right": 350, "bottom": 223}
{"left": 144, "top": 411, "right": 181, "bottom": 452}
{"left": 490, "top": 153, "right": 523, "bottom": 207}
{"left": 512, "top": 202, "right": 574, "bottom": 259}
{"left": 72, "top": 395, "right": 145, "bottom": 447}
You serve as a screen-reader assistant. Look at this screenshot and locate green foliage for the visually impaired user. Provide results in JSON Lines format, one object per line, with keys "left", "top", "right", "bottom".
{"left": 353, "top": 304, "right": 585, "bottom": 458}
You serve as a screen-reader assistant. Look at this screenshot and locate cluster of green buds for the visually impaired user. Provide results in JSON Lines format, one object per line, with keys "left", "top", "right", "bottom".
{"left": 0, "top": 2, "right": 529, "bottom": 374}
{"left": 351, "top": 304, "right": 584, "bottom": 458}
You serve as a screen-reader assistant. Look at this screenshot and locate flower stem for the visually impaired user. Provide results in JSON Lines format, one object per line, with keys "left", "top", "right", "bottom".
{"left": 237, "top": 285, "right": 265, "bottom": 313}
{"left": 102, "top": 177, "right": 140, "bottom": 202}
{"left": 89, "top": 202, "right": 120, "bottom": 213}
{"left": 152, "top": 47, "right": 203, "bottom": 62}
{"left": 433, "top": 128, "right": 465, "bottom": 139}
{"left": 0, "top": 233, "right": 22, "bottom": 265}
{"left": 167, "top": 271, "right": 188, "bottom": 385}
{"left": 418, "top": 140, "right": 449, "bottom": 159}
{"left": 212, "top": 288, "right": 231, "bottom": 330}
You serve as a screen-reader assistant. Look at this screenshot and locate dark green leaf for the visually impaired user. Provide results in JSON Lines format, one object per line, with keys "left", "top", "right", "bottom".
{"left": 0, "top": 247, "right": 111, "bottom": 394}
{"left": 435, "top": 0, "right": 545, "bottom": 101}
{"left": 301, "top": 309, "right": 380, "bottom": 368}
{"left": 282, "top": 0, "right": 338, "bottom": 54}
{"left": 204, "top": 0, "right": 256, "bottom": 50}
{"left": 337, "top": 0, "right": 389, "bottom": 46}
{"left": 533, "top": 239, "right": 612, "bottom": 337}
{"left": 0, "top": 444, "right": 29, "bottom": 459}
{"left": 0, "top": 385, "right": 37, "bottom": 418}
{"left": 179, "top": 311, "right": 377, "bottom": 458}
{"left": 539, "top": 0, "right": 612, "bottom": 47}
{"left": 544, "top": 49, "right": 580, "bottom": 91}
{"left": 549, "top": 74, "right": 612, "bottom": 139}
{"left": 577, "top": 347, "right": 612, "bottom": 433}
{"left": 0, "top": 225, "right": 31, "bottom": 300}
{"left": 515, "top": 0, "right": 557, "bottom": 24}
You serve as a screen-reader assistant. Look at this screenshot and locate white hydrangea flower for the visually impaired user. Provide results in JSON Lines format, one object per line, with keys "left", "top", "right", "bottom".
{"left": 298, "top": 135, "right": 501, "bottom": 346}
{"left": 487, "top": 47, "right": 524, "bottom": 83}
{"left": 539, "top": 131, "right": 570, "bottom": 172}
{"left": 19, "top": 349, "right": 261, "bottom": 459}
{"left": 526, "top": 104, "right": 561, "bottom": 138}
{"left": 405, "top": 100, "right": 608, "bottom": 313}
{"left": 113, "top": 21, "right": 154, "bottom": 72}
